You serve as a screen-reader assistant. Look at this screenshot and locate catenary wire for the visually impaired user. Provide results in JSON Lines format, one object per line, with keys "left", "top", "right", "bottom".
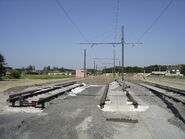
{"left": 137, "top": 0, "right": 173, "bottom": 42}
{"left": 114, "top": 0, "right": 120, "bottom": 42}
{"left": 55, "top": 0, "right": 89, "bottom": 42}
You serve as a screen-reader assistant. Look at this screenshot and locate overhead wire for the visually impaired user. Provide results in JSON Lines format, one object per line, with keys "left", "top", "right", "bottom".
{"left": 137, "top": 0, "right": 173, "bottom": 42}
{"left": 55, "top": 0, "right": 98, "bottom": 67}
{"left": 114, "top": 0, "right": 120, "bottom": 42}
{"left": 55, "top": 0, "right": 89, "bottom": 42}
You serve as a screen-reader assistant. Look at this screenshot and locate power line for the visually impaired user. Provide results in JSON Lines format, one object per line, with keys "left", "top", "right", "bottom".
{"left": 137, "top": 0, "right": 173, "bottom": 42}
{"left": 114, "top": 0, "right": 120, "bottom": 41}
{"left": 81, "top": 25, "right": 142, "bottom": 80}
{"left": 55, "top": 0, "right": 97, "bottom": 69}
{"left": 93, "top": 58, "right": 119, "bottom": 61}
{"left": 55, "top": 0, "right": 89, "bottom": 42}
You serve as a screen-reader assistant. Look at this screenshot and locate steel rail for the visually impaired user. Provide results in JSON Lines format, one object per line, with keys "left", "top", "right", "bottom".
{"left": 139, "top": 83, "right": 185, "bottom": 105}
{"left": 37, "top": 84, "right": 83, "bottom": 108}
{"left": 125, "top": 90, "right": 138, "bottom": 108}
{"left": 116, "top": 80, "right": 130, "bottom": 90}
{"left": 99, "top": 84, "right": 109, "bottom": 108}
{"left": 8, "top": 88, "right": 41, "bottom": 99}
{"left": 7, "top": 81, "right": 77, "bottom": 106}
{"left": 143, "top": 81, "right": 185, "bottom": 96}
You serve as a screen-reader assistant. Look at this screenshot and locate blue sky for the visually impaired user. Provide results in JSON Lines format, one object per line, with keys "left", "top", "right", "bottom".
{"left": 0, "top": 0, "right": 185, "bottom": 70}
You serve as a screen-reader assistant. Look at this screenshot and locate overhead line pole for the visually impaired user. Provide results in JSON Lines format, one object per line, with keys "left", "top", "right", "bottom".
{"left": 84, "top": 49, "right": 86, "bottom": 78}
{"left": 113, "top": 46, "right": 116, "bottom": 77}
{"left": 93, "top": 57, "right": 119, "bottom": 76}
{"left": 96, "top": 64, "right": 98, "bottom": 75}
{"left": 80, "top": 25, "right": 142, "bottom": 81}
{"left": 94, "top": 60, "right": 96, "bottom": 76}
{"left": 121, "top": 25, "right": 124, "bottom": 80}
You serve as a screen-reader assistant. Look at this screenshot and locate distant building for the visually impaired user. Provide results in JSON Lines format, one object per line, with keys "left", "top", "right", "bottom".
{"left": 150, "top": 65, "right": 183, "bottom": 76}
{"left": 166, "top": 65, "right": 182, "bottom": 76}
{"left": 48, "top": 71, "right": 63, "bottom": 75}
{"left": 48, "top": 71, "right": 72, "bottom": 76}
{"left": 151, "top": 71, "right": 166, "bottom": 75}
{"left": 166, "top": 65, "right": 181, "bottom": 74}
{"left": 76, "top": 69, "right": 87, "bottom": 78}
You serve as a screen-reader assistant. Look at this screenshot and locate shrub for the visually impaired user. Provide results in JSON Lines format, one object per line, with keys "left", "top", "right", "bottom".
{"left": 0, "top": 53, "right": 6, "bottom": 79}
{"left": 8, "top": 70, "right": 21, "bottom": 79}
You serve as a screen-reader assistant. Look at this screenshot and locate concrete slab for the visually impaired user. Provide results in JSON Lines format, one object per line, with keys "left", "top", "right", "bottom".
{"left": 101, "top": 81, "right": 185, "bottom": 139}
{"left": 102, "top": 81, "right": 149, "bottom": 113}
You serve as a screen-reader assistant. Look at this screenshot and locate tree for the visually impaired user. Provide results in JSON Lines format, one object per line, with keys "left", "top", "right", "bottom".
{"left": 181, "top": 64, "right": 185, "bottom": 76}
{"left": 8, "top": 70, "right": 21, "bottom": 79}
{"left": 42, "top": 66, "right": 51, "bottom": 75}
{"left": 0, "top": 53, "right": 6, "bottom": 79}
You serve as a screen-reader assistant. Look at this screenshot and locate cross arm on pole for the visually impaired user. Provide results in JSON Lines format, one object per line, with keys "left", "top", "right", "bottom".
{"left": 93, "top": 58, "right": 119, "bottom": 61}
{"left": 80, "top": 42, "right": 142, "bottom": 46}
{"left": 80, "top": 42, "right": 121, "bottom": 45}
{"left": 125, "top": 42, "right": 143, "bottom": 46}
{"left": 101, "top": 63, "right": 114, "bottom": 65}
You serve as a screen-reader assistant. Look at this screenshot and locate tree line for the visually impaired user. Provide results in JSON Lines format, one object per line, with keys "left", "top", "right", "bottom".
{"left": 102, "top": 65, "right": 185, "bottom": 75}
{"left": 1, "top": 53, "right": 185, "bottom": 79}
{"left": 0, "top": 53, "right": 75, "bottom": 79}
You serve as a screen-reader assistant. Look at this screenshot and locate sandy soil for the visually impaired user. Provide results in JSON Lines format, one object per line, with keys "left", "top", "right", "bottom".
{"left": 0, "top": 79, "right": 185, "bottom": 139}
{"left": 0, "top": 75, "right": 116, "bottom": 96}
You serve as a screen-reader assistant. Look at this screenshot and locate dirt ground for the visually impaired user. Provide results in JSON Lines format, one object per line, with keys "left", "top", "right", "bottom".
{"left": 0, "top": 76, "right": 116, "bottom": 97}
{"left": 1, "top": 74, "right": 185, "bottom": 97}
{"left": 0, "top": 75, "right": 185, "bottom": 139}
{"left": 125, "top": 74, "right": 185, "bottom": 90}
{"left": 1, "top": 74, "right": 185, "bottom": 96}
{"left": 0, "top": 78, "right": 76, "bottom": 97}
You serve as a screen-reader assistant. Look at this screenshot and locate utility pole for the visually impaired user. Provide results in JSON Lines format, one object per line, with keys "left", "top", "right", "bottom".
{"left": 96, "top": 64, "right": 98, "bottom": 75}
{"left": 84, "top": 49, "right": 86, "bottom": 78}
{"left": 113, "top": 46, "right": 116, "bottom": 77}
{"left": 80, "top": 25, "right": 142, "bottom": 81}
{"left": 121, "top": 25, "right": 124, "bottom": 80}
{"left": 93, "top": 58, "right": 119, "bottom": 75}
{"left": 94, "top": 60, "right": 96, "bottom": 76}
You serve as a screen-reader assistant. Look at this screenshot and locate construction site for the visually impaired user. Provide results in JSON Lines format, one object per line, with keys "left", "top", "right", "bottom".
{"left": 0, "top": 75, "right": 185, "bottom": 139}
{"left": 1, "top": 0, "right": 185, "bottom": 139}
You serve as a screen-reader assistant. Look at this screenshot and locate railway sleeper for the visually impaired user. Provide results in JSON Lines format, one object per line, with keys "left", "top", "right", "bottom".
{"left": 106, "top": 118, "right": 138, "bottom": 123}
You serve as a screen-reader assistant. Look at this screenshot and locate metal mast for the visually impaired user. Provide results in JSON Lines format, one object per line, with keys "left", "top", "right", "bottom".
{"left": 80, "top": 25, "right": 142, "bottom": 81}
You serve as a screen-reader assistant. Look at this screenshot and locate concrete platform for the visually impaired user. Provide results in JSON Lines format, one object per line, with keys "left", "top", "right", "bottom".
{"left": 102, "top": 81, "right": 149, "bottom": 113}
{"left": 101, "top": 81, "right": 185, "bottom": 139}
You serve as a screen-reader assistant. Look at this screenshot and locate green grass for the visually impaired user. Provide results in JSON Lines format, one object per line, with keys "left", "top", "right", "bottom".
{"left": 22, "top": 74, "right": 74, "bottom": 79}
{"left": 0, "top": 76, "right": 20, "bottom": 81}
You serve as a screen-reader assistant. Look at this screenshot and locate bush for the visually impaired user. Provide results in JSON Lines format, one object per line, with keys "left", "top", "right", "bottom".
{"left": 0, "top": 53, "right": 6, "bottom": 79}
{"left": 181, "top": 65, "right": 185, "bottom": 76}
{"left": 8, "top": 70, "right": 21, "bottom": 79}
